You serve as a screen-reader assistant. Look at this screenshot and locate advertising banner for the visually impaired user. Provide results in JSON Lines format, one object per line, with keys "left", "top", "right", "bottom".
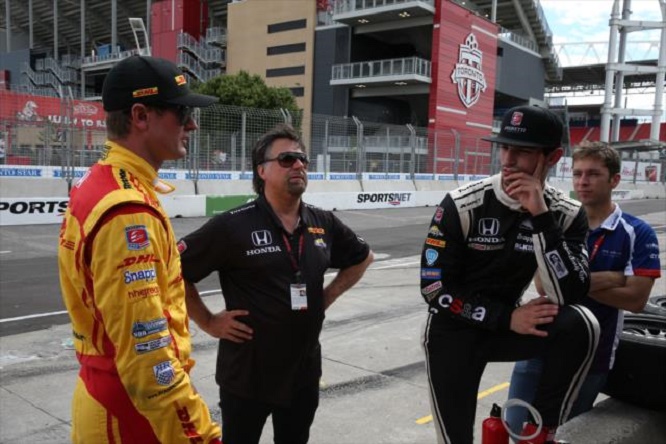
{"left": 1, "top": 91, "right": 106, "bottom": 129}
{"left": 0, "top": 195, "right": 207, "bottom": 226}
{"left": 0, "top": 197, "right": 68, "bottom": 225}
{"left": 554, "top": 156, "right": 661, "bottom": 182}
{"left": 205, "top": 195, "right": 256, "bottom": 216}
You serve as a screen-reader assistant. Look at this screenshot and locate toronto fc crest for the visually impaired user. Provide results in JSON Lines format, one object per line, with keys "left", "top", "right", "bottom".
{"left": 450, "top": 33, "right": 487, "bottom": 108}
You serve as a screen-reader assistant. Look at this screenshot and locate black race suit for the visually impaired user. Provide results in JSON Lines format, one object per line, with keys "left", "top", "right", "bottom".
{"left": 420, "top": 175, "right": 599, "bottom": 444}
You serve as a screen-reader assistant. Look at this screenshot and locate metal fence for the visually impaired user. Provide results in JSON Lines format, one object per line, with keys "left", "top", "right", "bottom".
{"left": 1, "top": 90, "right": 664, "bottom": 184}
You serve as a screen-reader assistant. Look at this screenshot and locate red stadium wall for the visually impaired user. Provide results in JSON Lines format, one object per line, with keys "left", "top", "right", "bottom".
{"left": 151, "top": 0, "right": 209, "bottom": 62}
{"left": 427, "top": 0, "right": 498, "bottom": 174}
{"left": 0, "top": 91, "right": 106, "bottom": 159}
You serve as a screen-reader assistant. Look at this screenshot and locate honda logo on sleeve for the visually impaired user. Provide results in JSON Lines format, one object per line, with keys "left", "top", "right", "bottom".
{"left": 478, "top": 218, "right": 500, "bottom": 236}
{"left": 251, "top": 230, "right": 273, "bottom": 246}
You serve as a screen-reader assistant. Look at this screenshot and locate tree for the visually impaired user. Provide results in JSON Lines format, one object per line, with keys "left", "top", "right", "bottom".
{"left": 193, "top": 71, "right": 299, "bottom": 115}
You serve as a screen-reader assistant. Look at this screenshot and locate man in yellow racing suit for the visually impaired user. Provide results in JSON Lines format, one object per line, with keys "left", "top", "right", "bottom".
{"left": 58, "top": 55, "right": 222, "bottom": 443}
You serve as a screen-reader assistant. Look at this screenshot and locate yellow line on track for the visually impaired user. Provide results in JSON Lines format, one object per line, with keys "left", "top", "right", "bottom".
{"left": 415, "top": 382, "right": 510, "bottom": 425}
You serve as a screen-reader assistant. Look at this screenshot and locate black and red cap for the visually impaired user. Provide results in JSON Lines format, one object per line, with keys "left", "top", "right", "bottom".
{"left": 483, "top": 105, "right": 563, "bottom": 149}
{"left": 102, "top": 55, "right": 218, "bottom": 111}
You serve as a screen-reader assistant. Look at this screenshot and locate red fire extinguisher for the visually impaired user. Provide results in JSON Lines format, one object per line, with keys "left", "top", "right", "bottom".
{"left": 482, "top": 403, "right": 509, "bottom": 444}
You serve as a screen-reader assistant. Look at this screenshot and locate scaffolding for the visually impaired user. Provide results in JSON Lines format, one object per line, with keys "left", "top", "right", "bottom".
{"left": 601, "top": 0, "right": 666, "bottom": 145}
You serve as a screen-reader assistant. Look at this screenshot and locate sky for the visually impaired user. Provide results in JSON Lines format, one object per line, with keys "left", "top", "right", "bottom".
{"left": 539, "top": 0, "right": 664, "bottom": 118}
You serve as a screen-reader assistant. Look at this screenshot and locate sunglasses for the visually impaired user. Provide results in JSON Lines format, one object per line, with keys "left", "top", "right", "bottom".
{"left": 170, "top": 105, "right": 194, "bottom": 126}
{"left": 262, "top": 152, "right": 309, "bottom": 168}
{"left": 144, "top": 104, "right": 194, "bottom": 125}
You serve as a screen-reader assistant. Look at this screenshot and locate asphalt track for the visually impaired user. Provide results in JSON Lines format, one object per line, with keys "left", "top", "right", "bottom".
{"left": 0, "top": 200, "right": 663, "bottom": 337}
{"left": 0, "top": 200, "right": 664, "bottom": 443}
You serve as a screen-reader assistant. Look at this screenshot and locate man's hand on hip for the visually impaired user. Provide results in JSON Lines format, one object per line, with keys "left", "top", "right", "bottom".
{"left": 204, "top": 310, "right": 253, "bottom": 343}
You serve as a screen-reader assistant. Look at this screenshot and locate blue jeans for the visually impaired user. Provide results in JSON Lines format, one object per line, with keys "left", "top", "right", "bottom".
{"left": 506, "top": 358, "right": 608, "bottom": 437}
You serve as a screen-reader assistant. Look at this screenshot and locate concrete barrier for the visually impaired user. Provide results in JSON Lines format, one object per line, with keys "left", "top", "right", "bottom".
{"left": 0, "top": 178, "right": 69, "bottom": 198}
{"left": 556, "top": 398, "right": 666, "bottom": 444}
{"left": 637, "top": 182, "right": 666, "bottom": 199}
{"left": 197, "top": 179, "right": 254, "bottom": 195}
{"left": 169, "top": 179, "right": 196, "bottom": 196}
{"left": 413, "top": 190, "right": 447, "bottom": 207}
{"left": 414, "top": 179, "right": 459, "bottom": 192}
{"left": 307, "top": 180, "right": 362, "bottom": 193}
{"left": 362, "top": 180, "right": 416, "bottom": 192}
{"left": 158, "top": 195, "right": 206, "bottom": 218}
{"left": 304, "top": 190, "right": 417, "bottom": 210}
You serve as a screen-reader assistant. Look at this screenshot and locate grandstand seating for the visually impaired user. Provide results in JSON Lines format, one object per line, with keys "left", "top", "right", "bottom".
{"left": 568, "top": 122, "right": 666, "bottom": 145}
{"left": 633, "top": 124, "right": 652, "bottom": 140}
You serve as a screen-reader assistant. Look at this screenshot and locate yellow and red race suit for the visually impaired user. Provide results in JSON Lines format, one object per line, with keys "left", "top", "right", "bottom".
{"left": 58, "top": 141, "right": 221, "bottom": 444}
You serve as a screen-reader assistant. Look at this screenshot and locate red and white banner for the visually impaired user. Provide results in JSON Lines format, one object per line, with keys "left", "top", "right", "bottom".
{"left": 0, "top": 91, "right": 106, "bottom": 129}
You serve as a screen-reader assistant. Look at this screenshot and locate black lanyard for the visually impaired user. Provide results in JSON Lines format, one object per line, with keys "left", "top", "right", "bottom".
{"left": 282, "top": 232, "right": 304, "bottom": 281}
{"left": 589, "top": 232, "right": 607, "bottom": 264}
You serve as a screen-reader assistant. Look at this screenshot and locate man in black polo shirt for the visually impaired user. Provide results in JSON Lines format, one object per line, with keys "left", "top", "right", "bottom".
{"left": 179, "top": 124, "right": 374, "bottom": 444}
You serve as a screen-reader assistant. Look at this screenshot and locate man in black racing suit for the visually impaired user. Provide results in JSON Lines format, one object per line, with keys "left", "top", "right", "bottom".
{"left": 420, "top": 106, "right": 599, "bottom": 444}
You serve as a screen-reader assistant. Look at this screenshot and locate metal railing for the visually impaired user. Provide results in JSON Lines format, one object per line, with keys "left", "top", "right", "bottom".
{"left": 177, "top": 32, "right": 224, "bottom": 65}
{"left": 177, "top": 52, "right": 222, "bottom": 83}
{"left": 205, "top": 27, "right": 227, "bottom": 47}
{"left": 498, "top": 27, "right": 539, "bottom": 53}
{"left": 333, "top": 0, "right": 435, "bottom": 15}
{"left": 2, "top": 91, "right": 663, "bottom": 183}
{"left": 41, "top": 58, "right": 78, "bottom": 84}
{"left": 61, "top": 54, "right": 82, "bottom": 69}
{"left": 81, "top": 47, "right": 151, "bottom": 68}
{"left": 331, "top": 56, "right": 431, "bottom": 81}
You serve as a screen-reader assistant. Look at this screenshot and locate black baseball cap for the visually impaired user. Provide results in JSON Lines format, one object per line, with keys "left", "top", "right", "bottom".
{"left": 483, "top": 105, "right": 563, "bottom": 149}
{"left": 102, "top": 55, "right": 218, "bottom": 111}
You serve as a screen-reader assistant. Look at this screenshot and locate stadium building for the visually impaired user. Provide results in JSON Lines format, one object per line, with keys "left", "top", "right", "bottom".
{"left": 1, "top": 0, "right": 664, "bottom": 174}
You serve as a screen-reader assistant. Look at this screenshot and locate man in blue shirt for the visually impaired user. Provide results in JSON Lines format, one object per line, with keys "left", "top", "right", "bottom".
{"left": 506, "top": 142, "right": 661, "bottom": 435}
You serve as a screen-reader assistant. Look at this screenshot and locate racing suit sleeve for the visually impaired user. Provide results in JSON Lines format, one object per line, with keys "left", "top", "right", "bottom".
{"left": 89, "top": 205, "right": 221, "bottom": 443}
{"left": 532, "top": 206, "right": 590, "bottom": 306}
{"left": 420, "top": 194, "right": 516, "bottom": 330}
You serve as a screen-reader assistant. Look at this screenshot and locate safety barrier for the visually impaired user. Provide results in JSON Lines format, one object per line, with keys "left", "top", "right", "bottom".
{"left": 1, "top": 176, "right": 663, "bottom": 226}
{"left": 0, "top": 177, "right": 69, "bottom": 198}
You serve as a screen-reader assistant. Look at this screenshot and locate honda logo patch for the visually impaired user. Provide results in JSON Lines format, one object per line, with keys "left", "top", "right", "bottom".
{"left": 478, "top": 218, "right": 500, "bottom": 236}
{"left": 251, "top": 230, "right": 273, "bottom": 247}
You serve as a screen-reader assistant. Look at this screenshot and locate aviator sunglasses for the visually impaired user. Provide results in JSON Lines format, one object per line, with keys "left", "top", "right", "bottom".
{"left": 261, "top": 152, "right": 309, "bottom": 168}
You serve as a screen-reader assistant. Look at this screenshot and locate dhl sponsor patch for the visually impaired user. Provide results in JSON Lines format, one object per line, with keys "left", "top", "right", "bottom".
{"left": 175, "top": 75, "right": 187, "bottom": 85}
{"left": 133, "top": 87, "right": 159, "bottom": 98}
{"left": 116, "top": 254, "right": 160, "bottom": 269}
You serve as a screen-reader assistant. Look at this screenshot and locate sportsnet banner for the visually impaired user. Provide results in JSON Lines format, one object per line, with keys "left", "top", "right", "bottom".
{"left": 0, "top": 197, "right": 69, "bottom": 225}
{"left": 0, "top": 195, "right": 207, "bottom": 225}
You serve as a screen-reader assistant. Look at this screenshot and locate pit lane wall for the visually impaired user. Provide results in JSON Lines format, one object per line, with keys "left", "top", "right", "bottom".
{"left": 1, "top": 167, "right": 664, "bottom": 226}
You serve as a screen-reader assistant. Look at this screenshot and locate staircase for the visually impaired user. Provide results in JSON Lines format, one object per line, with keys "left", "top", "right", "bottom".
{"left": 177, "top": 31, "right": 225, "bottom": 83}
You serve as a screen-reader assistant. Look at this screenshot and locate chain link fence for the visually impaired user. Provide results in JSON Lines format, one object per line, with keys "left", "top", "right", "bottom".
{"left": 1, "top": 89, "right": 664, "bottom": 184}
